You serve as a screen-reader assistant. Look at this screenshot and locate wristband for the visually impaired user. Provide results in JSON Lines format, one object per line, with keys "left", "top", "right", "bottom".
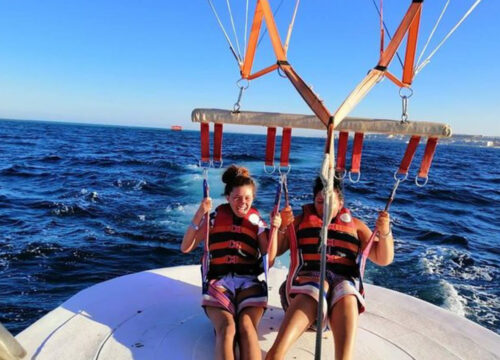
{"left": 379, "top": 229, "right": 392, "bottom": 237}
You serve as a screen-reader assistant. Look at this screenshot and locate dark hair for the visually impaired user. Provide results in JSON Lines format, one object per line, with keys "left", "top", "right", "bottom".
{"left": 222, "top": 165, "right": 256, "bottom": 196}
{"left": 313, "top": 175, "right": 344, "bottom": 201}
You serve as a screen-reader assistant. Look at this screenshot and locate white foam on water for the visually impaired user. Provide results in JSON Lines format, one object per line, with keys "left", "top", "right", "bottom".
{"left": 419, "top": 247, "right": 500, "bottom": 324}
{"left": 438, "top": 279, "right": 467, "bottom": 317}
{"left": 455, "top": 283, "right": 500, "bottom": 327}
{"left": 420, "top": 248, "right": 444, "bottom": 275}
{"left": 421, "top": 247, "right": 495, "bottom": 282}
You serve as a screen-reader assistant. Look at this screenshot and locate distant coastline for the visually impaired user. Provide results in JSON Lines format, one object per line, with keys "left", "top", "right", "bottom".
{"left": 0, "top": 117, "right": 498, "bottom": 147}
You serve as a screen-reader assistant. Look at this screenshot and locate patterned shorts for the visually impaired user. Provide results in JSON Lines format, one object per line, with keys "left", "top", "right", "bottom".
{"left": 280, "top": 270, "right": 365, "bottom": 327}
{"left": 202, "top": 273, "right": 268, "bottom": 316}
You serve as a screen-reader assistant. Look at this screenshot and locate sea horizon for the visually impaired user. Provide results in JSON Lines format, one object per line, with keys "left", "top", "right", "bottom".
{"left": 1, "top": 117, "right": 499, "bottom": 140}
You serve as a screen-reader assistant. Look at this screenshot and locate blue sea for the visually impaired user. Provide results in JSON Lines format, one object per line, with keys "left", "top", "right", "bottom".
{"left": 1, "top": 119, "right": 499, "bottom": 336}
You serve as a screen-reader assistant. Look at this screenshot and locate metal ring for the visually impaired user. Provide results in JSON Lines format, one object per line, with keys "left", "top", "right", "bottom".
{"left": 415, "top": 176, "right": 429, "bottom": 187}
{"left": 199, "top": 160, "right": 211, "bottom": 169}
{"left": 212, "top": 160, "right": 224, "bottom": 169}
{"left": 233, "top": 103, "right": 241, "bottom": 113}
{"left": 263, "top": 164, "right": 276, "bottom": 175}
{"left": 348, "top": 171, "right": 361, "bottom": 183}
{"left": 393, "top": 170, "right": 408, "bottom": 182}
{"left": 236, "top": 78, "right": 250, "bottom": 90}
{"left": 399, "top": 86, "right": 413, "bottom": 98}
{"left": 334, "top": 169, "right": 347, "bottom": 180}
{"left": 278, "top": 164, "right": 291, "bottom": 175}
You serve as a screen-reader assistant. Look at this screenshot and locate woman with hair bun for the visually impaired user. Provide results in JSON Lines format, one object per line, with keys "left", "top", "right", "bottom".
{"left": 181, "top": 165, "right": 281, "bottom": 360}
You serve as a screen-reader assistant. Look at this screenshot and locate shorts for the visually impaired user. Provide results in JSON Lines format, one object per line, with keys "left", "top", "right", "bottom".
{"left": 202, "top": 273, "right": 268, "bottom": 316}
{"left": 280, "top": 270, "right": 365, "bottom": 327}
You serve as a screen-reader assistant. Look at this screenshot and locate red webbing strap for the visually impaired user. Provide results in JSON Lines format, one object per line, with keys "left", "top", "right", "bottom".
{"left": 265, "top": 127, "right": 277, "bottom": 166}
{"left": 336, "top": 131, "right": 349, "bottom": 172}
{"left": 213, "top": 123, "right": 223, "bottom": 162}
{"left": 200, "top": 122, "right": 210, "bottom": 163}
{"left": 418, "top": 137, "right": 438, "bottom": 178}
{"left": 350, "top": 132, "right": 364, "bottom": 174}
{"left": 280, "top": 128, "right": 292, "bottom": 167}
{"left": 398, "top": 135, "right": 421, "bottom": 175}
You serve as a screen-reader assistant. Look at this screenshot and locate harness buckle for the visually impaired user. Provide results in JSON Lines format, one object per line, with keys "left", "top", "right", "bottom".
{"left": 231, "top": 225, "right": 241, "bottom": 233}
{"left": 226, "top": 255, "right": 237, "bottom": 264}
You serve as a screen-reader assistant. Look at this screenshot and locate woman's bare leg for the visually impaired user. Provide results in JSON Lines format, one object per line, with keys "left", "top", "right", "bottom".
{"left": 265, "top": 294, "right": 317, "bottom": 360}
{"left": 329, "top": 295, "right": 359, "bottom": 360}
{"left": 237, "top": 306, "right": 264, "bottom": 360}
{"left": 206, "top": 306, "right": 237, "bottom": 360}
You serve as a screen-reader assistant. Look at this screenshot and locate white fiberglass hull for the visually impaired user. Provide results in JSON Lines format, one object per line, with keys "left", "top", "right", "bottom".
{"left": 14, "top": 265, "right": 500, "bottom": 360}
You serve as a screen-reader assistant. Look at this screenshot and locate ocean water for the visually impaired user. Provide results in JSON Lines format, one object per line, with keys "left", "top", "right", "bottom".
{"left": 0, "top": 119, "right": 499, "bottom": 336}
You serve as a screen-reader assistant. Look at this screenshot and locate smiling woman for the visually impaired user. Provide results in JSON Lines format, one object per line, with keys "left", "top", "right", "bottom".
{"left": 180, "top": 164, "right": 281, "bottom": 360}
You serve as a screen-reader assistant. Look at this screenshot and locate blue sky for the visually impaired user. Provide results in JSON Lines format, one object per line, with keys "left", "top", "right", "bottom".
{"left": 0, "top": 1, "right": 498, "bottom": 136}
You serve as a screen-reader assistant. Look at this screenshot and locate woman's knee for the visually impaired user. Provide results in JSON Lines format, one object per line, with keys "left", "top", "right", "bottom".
{"left": 237, "top": 311, "right": 258, "bottom": 337}
{"left": 332, "top": 294, "right": 358, "bottom": 313}
{"left": 215, "top": 316, "right": 237, "bottom": 339}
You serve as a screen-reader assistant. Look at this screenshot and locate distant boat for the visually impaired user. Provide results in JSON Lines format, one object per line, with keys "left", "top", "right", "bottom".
{"left": 171, "top": 125, "right": 182, "bottom": 131}
{"left": 486, "top": 141, "right": 494, "bottom": 147}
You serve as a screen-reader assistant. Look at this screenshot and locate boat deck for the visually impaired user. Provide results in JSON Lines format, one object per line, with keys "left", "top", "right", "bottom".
{"left": 17, "top": 265, "right": 500, "bottom": 359}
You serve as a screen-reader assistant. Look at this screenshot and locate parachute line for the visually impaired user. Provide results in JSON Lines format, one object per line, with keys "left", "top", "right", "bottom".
{"left": 415, "top": 0, "right": 483, "bottom": 76}
{"left": 244, "top": 0, "right": 249, "bottom": 60}
{"left": 225, "top": 0, "right": 243, "bottom": 62}
{"left": 416, "top": 0, "right": 450, "bottom": 69}
{"left": 257, "top": 0, "right": 285, "bottom": 48}
{"left": 207, "top": 0, "right": 242, "bottom": 65}
{"left": 284, "top": 0, "right": 301, "bottom": 54}
{"left": 370, "top": 0, "right": 404, "bottom": 69}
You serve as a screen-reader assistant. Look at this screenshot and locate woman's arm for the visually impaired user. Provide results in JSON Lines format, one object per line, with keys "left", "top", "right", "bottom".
{"left": 180, "top": 197, "right": 212, "bottom": 253}
{"left": 356, "top": 211, "right": 394, "bottom": 266}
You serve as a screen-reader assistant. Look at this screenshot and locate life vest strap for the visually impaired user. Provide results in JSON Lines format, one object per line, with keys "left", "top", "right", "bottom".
{"left": 209, "top": 240, "right": 259, "bottom": 258}
{"left": 302, "top": 253, "right": 355, "bottom": 266}
{"left": 211, "top": 224, "right": 257, "bottom": 239}
{"left": 211, "top": 255, "right": 257, "bottom": 265}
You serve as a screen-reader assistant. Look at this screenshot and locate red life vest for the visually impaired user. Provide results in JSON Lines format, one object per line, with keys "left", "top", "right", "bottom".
{"left": 296, "top": 204, "right": 360, "bottom": 277}
{"left": 207, "top": 204, "right": 263, "bottom": 279}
